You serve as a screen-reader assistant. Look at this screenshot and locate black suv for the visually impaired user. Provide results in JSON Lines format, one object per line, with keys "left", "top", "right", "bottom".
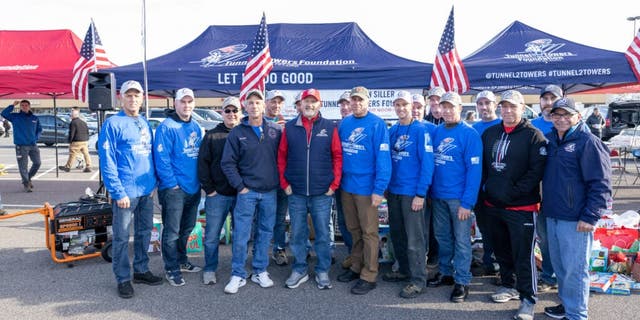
{"left": 36, "top": 114, "right": 70, "bottom": 146}
{"left": 603, "top": 100, "right": 640, "bottom": 140}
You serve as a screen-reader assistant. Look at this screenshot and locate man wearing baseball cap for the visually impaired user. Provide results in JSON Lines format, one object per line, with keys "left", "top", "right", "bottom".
{"left": 542, "top": 97, "right": 611, "bottom": 320}
{"left": 532, "top": 84, "right": 563, "bottom": 135}
{"left": 425, "top": 87, "right": 446, "bottom": 125}
{"left": 337, "top": 86, "right": 391, "bottom": 295}
{"left": 221, "top": 89, "right": 282, "bottom": 294}
{"left": 338, "top": 90, "right": 352, "bottom": 119}
{"left": 335, "top": 89, "right": 353, "bottom": 269}
{"left": 198, "top": 96, "right": 242, "bottom": 286}
{"left": 277, "top": 88, "right": 342, "bottom": 290}
{"left": 427, "top": 92, "right": 482, "bottom": 303}
{"left": 99, "top": 80, "right": 162, "bottom": 298}
{"left": 479, "top": 90, "right": 547, "bottom": 319}
{"left": 154, "top": 88, "right": 204, "bottom": 286}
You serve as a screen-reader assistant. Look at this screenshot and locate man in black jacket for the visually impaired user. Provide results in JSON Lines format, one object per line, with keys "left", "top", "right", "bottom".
{"left": 479, "top": 90, "right": 547, "bottom": 320}
{"left": 198, "top": 96, "right": 242, "bottom": 286}
{"left": 59, "top": 107, "right": 92, "bottom": 172}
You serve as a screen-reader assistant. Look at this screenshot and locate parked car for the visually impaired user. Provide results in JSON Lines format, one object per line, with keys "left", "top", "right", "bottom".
{"left": 461, "top": 103, "right": 537, "bottom": 124}
{"left": 146, "top": 108, "right": 218, "bottom": 132}
{"left": 36, "top": 114, "right": 70, "bottom": 146}
{"left": 602, "top": 101, "right": 640, "bottom": 141}
{"left": 193, "top": 108, "right": 223, "bottom": 122}
{"left": 607, "top": 127, "right": 640, "bottom": 149}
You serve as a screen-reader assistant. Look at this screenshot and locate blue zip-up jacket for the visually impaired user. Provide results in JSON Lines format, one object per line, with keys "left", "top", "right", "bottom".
{"left": 338, "top": 112, "right": 391, "bottom": 196}
{"left": 472, "top": 118, "right": 501, "bottom": 136}
{"left": 542, "top": 121, "right": 612, "bottom": 225}
{"left": 153, "top": 110, "right": 202, "bottom": 194}
{"left": 531, "top": 116, "right": 554, "bottom": 135}
{"left": 98, "top": 111, "right": 157, "bottom": 200}
{"left": 221, "top": 117, "right": 281, "bottom": 193}
{"left": 1, "top": 104, "right": 42, "bottom": 145}
{"left": 388, "top": 120, "right": 434, "bottom": 197}
{"left": 432, "top": 122, "right": 483, "bottom": 209}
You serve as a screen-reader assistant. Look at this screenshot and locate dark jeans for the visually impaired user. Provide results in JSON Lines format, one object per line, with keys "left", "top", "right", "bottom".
{"left": 272, "top": 188, "right": 288, "bottom": 253}
{"left": 15, "top": 145, "right": 41, "bottom": 185}
{"left": 474, "top": 205, "right": 496, "bottom": 269}
{"left": 537, "top": 209, "right": 556, "bottom": 285}
{"left": 159, "top": 187, "right": 202, "bottom": 273}
{"left": 424, "top": 199, "right": 439, "bottom": 264}
{"left": 334, "top": 189, "right": 352, "bottom": 252}
{"left": 387, "top": 193, "right": 427, "bottom": 287}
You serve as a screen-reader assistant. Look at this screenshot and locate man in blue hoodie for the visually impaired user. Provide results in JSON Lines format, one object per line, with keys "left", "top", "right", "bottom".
{"left": 542, "top": 98, "right": 611, "bottom": 320}
{"left": 336, "top": 86, "right": 391, "bottom": 295}
{"left": 98, "top": 80, "right": 162, "bottom": 299}
{"left": 1, "top": 99, "right": 42, "bottom": 192}
{"left": 154, "top": 88, "right": 203, "bottom": 287}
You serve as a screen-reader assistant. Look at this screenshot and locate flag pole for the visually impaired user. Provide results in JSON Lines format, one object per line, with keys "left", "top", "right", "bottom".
{"left": 142, "top": 0, "right": 149, "bottom": 118}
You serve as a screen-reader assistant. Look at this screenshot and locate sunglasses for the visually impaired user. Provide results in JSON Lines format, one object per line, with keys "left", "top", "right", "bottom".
{"left": 224, "top": 109, "right": 239, "bottom": 114}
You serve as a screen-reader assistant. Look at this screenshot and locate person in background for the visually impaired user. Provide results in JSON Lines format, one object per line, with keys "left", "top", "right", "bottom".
{"left": 59, "top": 107, "right": 92, "bottom": 173}
{"left": 427, "top": 92, "right": 482, "bottom": 303}
{"left": 411, "top": 93, "right": 427, "bottom": 122}
{"left": 264, "top": 89, "right": 289, "bottom": 266}
{"left": 1, "top": 100, "right": 42, "bottom": 192}
{"left": 336, "top": 86, "right": 391, "bottom": 295}
{"left": 531, "top": 84, "right": 563, "bottom": 293}
{"left": 198, "top": 96, "right": 242, "bottom": 286}
{"left": 424, "top": 87, "right": 446, "bottom": 125}
{"left": 542, "top": 97, "right": 611, "bottom": 320}
{"left": 339, "top": 90, "right": 352, "bottom": 119}
{"left": 3, "top": 118, "right": 11, "bottom": 137}
{"left": 586, "top": 107, "right": 606, "bottom": 139}
{"left": 0, "top": 193, "right": 7, "bottom": 216}
{"left": 383, "top": 91, "right": 434, "bottom": 299}
{"left": 336, "top": 90, "right": 354, "bottom": 269}
{"left": 99, "top": 80, "right": 162, "bottom": 299}
{"left": 464, "top": 111, "right": 477, "bottom": 124}
{"left": 221, "top": 89, "right": 282, "bottom": 294}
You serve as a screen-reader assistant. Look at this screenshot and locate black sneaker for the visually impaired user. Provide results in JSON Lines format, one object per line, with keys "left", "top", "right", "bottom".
{"left": 117, "top": 281, "right": 134, "bottom": 299}
{"left": 23, "top": 183, "right": 32, "bottom": 193}
{"left": 427, "top": 272, "right": 455, "bottom": 287}
{"left": 133, "top": 271, "right": 163, "bottom": 286}
{"left": 544, "top": 304, "right": 566, "bottom": 319}
{"left": 350, "top": 279, "right": 376, "bottom": 295}
{"left": 337, "top": 269, "right": 360, "bottom": 283}
{"left": 58, "top": 166, "right": 70, "bottom": 172}
{"left": 450, "top": 283, "right": 469, "bottom": 303}
{"left": 382, "top": 271, "right": 410, "bottom": 282}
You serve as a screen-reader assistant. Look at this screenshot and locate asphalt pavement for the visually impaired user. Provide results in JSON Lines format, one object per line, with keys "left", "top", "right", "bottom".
{"left": 1, "top": 138, "right": 639, "bottom": 320}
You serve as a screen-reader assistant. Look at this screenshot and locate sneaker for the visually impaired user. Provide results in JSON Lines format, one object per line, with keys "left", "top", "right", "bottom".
{"left": 450, "top": 284, "right": 469, "bottom": 303}
{"left": 133, "top": 271, "right": 163, "bottom": 286}
{"left": 180, "top": 262, "right": 202, "bottom": 273}
{"left": 203, "top": 271, "right": 217, "bottom": 285}
{"left": 544, "top": 304, "right": 566, "bottom": 319}
{"left": 382, "top": 271, "right": 410, "bottom": 282}
{"left": 83, "top": 167, "right": 92, "bottom": 173}
{"left": 23, "top": 183, "right": 32, "bottom": 193}
{"left": 165, "top": 271, "right": 186, "bottom": 287}
{"left": 273, "top": 249, "right": 288, "bottom": 266}
{"left": 537, "top": 280, "right": 558, "bottom": 292}
{"left": 399, "top": 283, "right": 424, "bottom": 299}
{"left": 251, "top": 271, "right": 274, "bottom": 288}
{"left": 341, "top": 256, "right": 352, "bottom": 269}
{"left": 315, "top": 272, "right": 332, "bottom": 290}
{"left": 491, "top": 286, "right": 520, "bottom": 303}
{"left": 0, "top": 209, "right": 7, "bottom": 216}
{"left": 285, "top": 271, "right": 309, "bottom": 289}
{"left": 337, "top": 269, "right": 360, "bottom": 283}
{"left": 514, "top": 299, "right": 535, "bottom": 320}
{"left": 58, "top": 166, "right": 70, "bottom": 172}
{"left": 427, "top": 272, "right": 455, "bottom": 287}
{"left": 117, "top": 281, "right": 134, "bottom": 299}
{"left": 224, "top": 276, "right": 246, "bottom": 294}
{"left": 350, "top": 279, "right": 376, "bottom": 295}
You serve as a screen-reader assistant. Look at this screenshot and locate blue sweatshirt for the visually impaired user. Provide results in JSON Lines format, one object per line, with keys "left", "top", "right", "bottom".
{"left": 388, "top": 120, "right": 434, "bottom": 197}
{"left": 531, "top": 116, "right": 554, "bottom": 135}
{"left": 472, "top": 118, "right": 501, "bottom": 136}
{"left": 432, "top": 122, "right": 483, "bottom": 209}
{"left": 1, "top": 104, "right": 42, "bottom": 146}
{"left": 98, "top": 111, "right": 157, "bottom": 200}
{"left": 153, "top": 111, "right": 202, "bottom": 194}
{"left": 338, "top": 112, "right": 391, "bottom": 196}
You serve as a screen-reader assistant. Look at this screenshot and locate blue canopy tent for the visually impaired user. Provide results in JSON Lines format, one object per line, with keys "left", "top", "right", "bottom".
{"left": 107, "top": 22, "right": 431, "bottom": 96}
{"left": 462, "top": 21, "right": 638, "bottom": 94}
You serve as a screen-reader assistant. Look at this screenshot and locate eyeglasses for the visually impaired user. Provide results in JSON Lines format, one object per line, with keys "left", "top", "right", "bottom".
{"left": 224, "top": 109, "right": 239, "bottom": 114}
{"left": 551, "top": 112, "right": 575, "bottom": 120}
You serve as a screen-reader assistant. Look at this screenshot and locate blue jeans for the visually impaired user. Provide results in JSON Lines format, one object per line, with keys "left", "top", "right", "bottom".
{"left": 334, "top": 189, "right": 352, "bottom": 252}
{"left": 547, "top": 218, "right": 592, "bottom": 320}
{"left": 272, "top": 188, "right": 288, "bottom": 253}
{"left": 15, "top": 145, "right": 41, "bottom": 185}
{"left": 203, "top": 193, "right": 236, "bottom": 272}
{"left": 288, "top": 194, "right": 333, "bottom": 274}
{"left": 537, "top": 210, "right": 556, "bottom": 285}
{"left": 432, "top": 198, "right": 472, "bottom": 285}
{"left": 231, "top": 189, "right": 276, "bottom": 278}
{"left": 111, "top": 195, "right": 154, "bottom": 284}
{"left": 159, "top": 187, "right": 201, "bottom": 273}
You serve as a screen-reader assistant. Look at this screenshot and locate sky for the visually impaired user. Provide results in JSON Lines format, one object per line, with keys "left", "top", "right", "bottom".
{"left": 5, "top": 0, "right": 639, "bottom": 67}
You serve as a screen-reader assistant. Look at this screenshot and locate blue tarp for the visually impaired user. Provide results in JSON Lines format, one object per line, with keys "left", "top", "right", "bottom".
{"left": 108, "top": 22, "right": 431, "bottom": 97}
{"left": 462, "top": 21, "right": 637, "bottom": 93}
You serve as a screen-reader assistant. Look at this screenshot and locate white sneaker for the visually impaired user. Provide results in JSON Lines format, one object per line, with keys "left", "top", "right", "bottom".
{"left": 224, "top": 276, "right": 246, "bottom": 294}
{"left": 251, "top": 271, "right": 274, "bottom": 288}
{"left": 203, "top": 271, "right": 217, "bottom": 285}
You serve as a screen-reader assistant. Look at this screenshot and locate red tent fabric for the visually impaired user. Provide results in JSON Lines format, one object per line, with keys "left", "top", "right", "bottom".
{"left": 0, "top": 30, "right": 82, "bottom": 95}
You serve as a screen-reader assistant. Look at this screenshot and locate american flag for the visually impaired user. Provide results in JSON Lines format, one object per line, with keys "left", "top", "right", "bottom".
{"left": 239, "top": 13, "right": 273, "bottom": 103}
{"left": 430, "top": 7, "right": 469, "bottom": 93}
{"left": 72, "top": 20, "right": 112, "bottom": 102}
{"left": 625, "top": 30, "right": 640, "bottom": 82}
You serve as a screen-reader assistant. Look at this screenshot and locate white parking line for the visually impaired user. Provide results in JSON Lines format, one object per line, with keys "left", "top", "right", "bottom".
{"left": 33, "top": 166, "right": 56, "bottom": 179}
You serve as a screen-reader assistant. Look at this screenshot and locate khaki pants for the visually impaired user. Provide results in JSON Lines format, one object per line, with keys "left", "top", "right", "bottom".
{"left": 341, "top": 190, "right": 379, "bottom": 282}
{"left": 64, "top": 141, "right": 91, "bottom": 169}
